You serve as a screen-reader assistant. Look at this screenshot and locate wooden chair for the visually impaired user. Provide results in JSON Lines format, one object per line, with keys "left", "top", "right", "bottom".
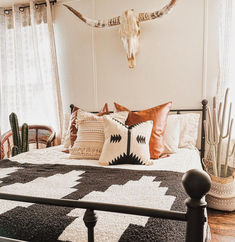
{"left": 0, "top": 125, "right": 56, "bottom": 159}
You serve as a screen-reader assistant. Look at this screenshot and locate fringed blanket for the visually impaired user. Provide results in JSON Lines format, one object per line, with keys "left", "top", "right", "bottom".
{"left": 0, "top": 159, "right": 187, "bottom": 242}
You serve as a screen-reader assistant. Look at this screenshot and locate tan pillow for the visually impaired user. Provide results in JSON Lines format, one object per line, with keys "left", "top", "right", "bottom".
{"left": 63, "top": 104, "right": 109, "bottom": 149}
{"left": 69, "top": 111, "right": 128, "bottom": 159}
{"left": 99, "top": 116, "right": 153, "bottom": 166}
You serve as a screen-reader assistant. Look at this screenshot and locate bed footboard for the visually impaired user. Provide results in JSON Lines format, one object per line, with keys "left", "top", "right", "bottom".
{"left": 0, "top": 169, "right": 211, "bottom": 242}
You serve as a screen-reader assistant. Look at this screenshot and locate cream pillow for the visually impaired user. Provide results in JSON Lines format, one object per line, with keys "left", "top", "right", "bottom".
{"left": 70, "top": 111, "right": 128, "bottom": 159}
{"left": 62, "top": 113, "right": 71, "bottom": 148}
{"left": 177, "top": 113, "right": 200, "bottom": 149}
{"left": 164, "top": 115, "right": 180, "bottom": 153}
{"left": 99, "top": 117, "right": 153, "bottom": 166}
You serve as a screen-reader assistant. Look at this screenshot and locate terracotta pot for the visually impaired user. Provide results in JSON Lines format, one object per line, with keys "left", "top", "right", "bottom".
{"left": 202, "top": 159, "right": 235, "bottom": 212}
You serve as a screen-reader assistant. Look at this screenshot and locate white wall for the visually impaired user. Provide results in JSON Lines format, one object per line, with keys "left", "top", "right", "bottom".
{"left": 54, "top": 0, "right": 219, "bottom": 113}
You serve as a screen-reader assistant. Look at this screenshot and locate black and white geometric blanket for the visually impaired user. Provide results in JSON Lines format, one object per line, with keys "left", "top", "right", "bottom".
{"left": 0, "top": 159, "right": 187, "bottom": 242}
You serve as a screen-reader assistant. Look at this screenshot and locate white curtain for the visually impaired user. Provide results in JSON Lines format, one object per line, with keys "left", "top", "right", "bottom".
{"left": 217, "top": 0, "right": 235, "bottom": 167}
{"left": 217, "top": 0, "right": 235, "bottom": 114}
{"left": 0, "top": 0, "right": 63, "bottom": 138}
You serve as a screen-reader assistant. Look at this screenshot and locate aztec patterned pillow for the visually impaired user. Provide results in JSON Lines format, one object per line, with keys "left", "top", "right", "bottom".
{"left": 114, "top": 101, "right": 172, "bottom": 159}
{"left": 69, "top": 111, "right": 128, "bottom": 160}
{"left": 99, "top": 116, "right": 153, "bottom": 166}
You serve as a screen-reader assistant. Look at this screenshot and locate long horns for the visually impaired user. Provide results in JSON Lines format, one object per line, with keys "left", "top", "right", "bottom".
{"left": 64, "top": 0, "right": 177, "bottom": 27}
{"left": 138, "top": 0, "right": 177, "bottom": 22}
{"left": 63, "top": 4, "right": 121, "bottom": 28}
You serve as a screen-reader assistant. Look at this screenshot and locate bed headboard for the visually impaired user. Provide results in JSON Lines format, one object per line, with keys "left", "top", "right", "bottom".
{"left": 70, "top": 100, "right": 208, "bottom": 160}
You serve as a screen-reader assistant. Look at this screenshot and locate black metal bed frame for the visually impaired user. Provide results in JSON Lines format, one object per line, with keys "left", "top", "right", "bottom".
{"left": 0, "top": 100, "right": 210, "bottom": 242}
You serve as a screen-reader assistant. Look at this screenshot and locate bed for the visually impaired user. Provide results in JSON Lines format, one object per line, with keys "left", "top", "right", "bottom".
{"left": 0, "top": 100, "right": 211, "bottom": 242}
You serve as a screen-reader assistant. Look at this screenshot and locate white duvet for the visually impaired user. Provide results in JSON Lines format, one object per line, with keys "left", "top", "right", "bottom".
{"left": 10, "top": 145, "right": 203, "bottom": 172}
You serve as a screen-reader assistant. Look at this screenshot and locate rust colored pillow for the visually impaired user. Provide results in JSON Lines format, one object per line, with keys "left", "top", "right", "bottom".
{"left": 114, "top": 102, "right": 172, "bottom": 159}
{"left": 69, "top": 104, "right": 109, "bottom": 147}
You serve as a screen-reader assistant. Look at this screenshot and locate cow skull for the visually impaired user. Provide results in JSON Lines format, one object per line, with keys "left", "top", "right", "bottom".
{"left": 64, "top": 0, "right": 177, "bottom": 68}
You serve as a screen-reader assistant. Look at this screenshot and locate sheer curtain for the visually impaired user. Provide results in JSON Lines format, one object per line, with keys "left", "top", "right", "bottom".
{"left": 217, "top": 0, "right": 235, "bottom": 167}
{"left": 217, "top": 0, "right": 235, "bottom": 116}
{"left": 0, "top": 0, "right": 63, "bottom": 138}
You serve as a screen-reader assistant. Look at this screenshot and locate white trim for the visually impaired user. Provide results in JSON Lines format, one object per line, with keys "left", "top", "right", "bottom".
{"left": 202, "top": 0, "right": 209, "bottom": 99}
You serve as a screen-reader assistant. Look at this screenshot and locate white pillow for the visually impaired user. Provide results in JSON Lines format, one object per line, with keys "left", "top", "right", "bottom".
{"left": 164, "top": 115, "right": 180, "bottom": 153}
{"left": 177, "top": 113, "right": 200, "bottom": 149}
{"left": 99, "top": 117, "right": 153, "bottom": 166}
{"left": 69, "top": 111, "right": 128, "bottom": 160}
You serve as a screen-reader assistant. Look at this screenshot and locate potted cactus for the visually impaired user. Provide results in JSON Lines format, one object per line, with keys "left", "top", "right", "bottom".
{"left": 9, "top": 112, "right": 29, "bottom": 157}
{"left": 203, "top": 88, "right": 235, "bottom": 211}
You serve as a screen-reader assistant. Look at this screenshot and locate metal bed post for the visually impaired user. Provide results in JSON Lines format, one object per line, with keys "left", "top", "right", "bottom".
{"left": 201, "top": 99, "right": 208, "bottom": 160}
{"left": 83, "top": 209, "right": 97, "bottom": 242}
{"left": 182, "top": 169, "right": 211, "bottom": 242}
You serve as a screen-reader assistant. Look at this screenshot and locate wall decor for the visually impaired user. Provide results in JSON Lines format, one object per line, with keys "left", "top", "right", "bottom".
{"left": 64, "top": 0, "right": 177, "bottom": 68}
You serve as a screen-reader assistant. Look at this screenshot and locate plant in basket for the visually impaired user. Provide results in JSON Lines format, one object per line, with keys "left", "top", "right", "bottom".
{"left": 203, "top": 88, "right": 235, "bottom": 211}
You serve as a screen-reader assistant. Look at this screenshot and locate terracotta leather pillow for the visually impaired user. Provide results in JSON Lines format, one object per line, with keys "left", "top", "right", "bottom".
{"left": 69, "top": 103, "right": 109, "bottom": 147}
{"left": 114, "top": 102, "right": 172, "bottom": 159}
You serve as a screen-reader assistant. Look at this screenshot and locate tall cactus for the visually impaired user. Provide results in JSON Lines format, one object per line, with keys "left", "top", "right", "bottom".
{"left": 21, "top": 123, "right": 29, "bottom": 152}
{"left": 9, "top": 113, "right": 29, "bottom": 157}
{"left": 9, "top": 112, "right": 22, "bottom": 154}
{"left": 11, "top": 146, "right": 19, "bottom": 157}
{"left": 204, "top": 88, "right": 235, "bottom": 177}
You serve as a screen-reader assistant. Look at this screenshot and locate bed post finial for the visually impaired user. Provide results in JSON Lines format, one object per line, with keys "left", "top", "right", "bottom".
{"left": 70, "top": 104, "right": 75, "bottom": 114}
{"left": 182, "top": 169, "right": 211, "bottom": 242}
{"left": 202, "top": 99, "right": 208, "bottom": 107}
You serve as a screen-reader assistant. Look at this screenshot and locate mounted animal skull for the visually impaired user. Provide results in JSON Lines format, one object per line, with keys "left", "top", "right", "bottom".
{"left": 64, "top": 0, "right": 177, "bottom": 68}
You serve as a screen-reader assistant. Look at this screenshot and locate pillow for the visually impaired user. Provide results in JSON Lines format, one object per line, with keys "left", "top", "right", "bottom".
{"left": 61, "top": 113, "right": 71, "bottom": 147}
{"left": 99, "top": 117, "right": 153, "bottom": 166}
{"left": 69, "top": 111, "right": 128, "bottom": 159}
{"left": 163, "top": 115, "right": 180, "bottom": 154}
{"left": 63, "top": 103, "right": 109, "bottom": 149}
{"left": 114, "top": 101, "right": 172, "bottom": 159}
{"left": 177, "top": 113, "right": 200, "bottom": 149}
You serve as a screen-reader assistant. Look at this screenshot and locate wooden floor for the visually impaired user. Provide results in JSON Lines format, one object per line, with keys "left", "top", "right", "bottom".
{"left": 208, "top": 208, "right": 235, "bottom": 241}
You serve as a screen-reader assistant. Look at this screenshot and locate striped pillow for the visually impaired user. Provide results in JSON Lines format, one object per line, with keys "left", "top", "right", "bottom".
{"left": 69, "top": 110, "right": 128, "bottom": 160}
{"left": 63, "top": 103, "right": 109, "bottom": 149}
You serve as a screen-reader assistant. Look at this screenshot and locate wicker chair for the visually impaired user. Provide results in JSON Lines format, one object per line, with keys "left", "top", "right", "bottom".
{"left": 0, "top": 125, "right": 56, "bottom": 160}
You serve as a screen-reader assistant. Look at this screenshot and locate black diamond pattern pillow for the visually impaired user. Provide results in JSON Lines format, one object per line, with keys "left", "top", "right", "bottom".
{"left": 99, "top": 116, "right": 153, "bottom": 166}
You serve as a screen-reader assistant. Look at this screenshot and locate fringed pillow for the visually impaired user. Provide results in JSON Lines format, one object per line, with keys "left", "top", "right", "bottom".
{"left": 99, "top": 117, "right": 153, "bottom": 166}
{"left": 70, "top": 111, "right": 128, "bottom": 160}
{"left": 63, "top": 103, "right": 109, "bottom": 150}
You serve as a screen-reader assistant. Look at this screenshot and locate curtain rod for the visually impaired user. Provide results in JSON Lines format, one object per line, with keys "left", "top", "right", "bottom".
{"left": 4, "top": 0, "right": 57, "bottom": 15}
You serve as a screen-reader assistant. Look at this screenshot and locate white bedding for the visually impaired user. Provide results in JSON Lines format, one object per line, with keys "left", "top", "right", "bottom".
{"left": 10, "top": 145, "right": 203, "bottom": 172}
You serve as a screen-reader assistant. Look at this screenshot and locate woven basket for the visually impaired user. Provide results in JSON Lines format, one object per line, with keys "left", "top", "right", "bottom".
{"left": 202, "top": 159, "right": 235, "bottom": 212}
